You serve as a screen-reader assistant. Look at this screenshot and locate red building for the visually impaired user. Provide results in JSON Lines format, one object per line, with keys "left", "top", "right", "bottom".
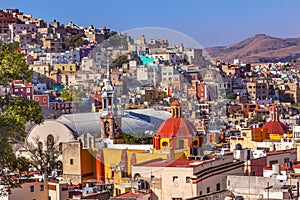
{"left": 33, "top": 94, "right": 49, "bottom": 108}
{"left": 10, "top": 81, "right": 34, "bottom": 100}
{"left": 196, "top": 82, "right": 208, "bottom": 101}
{"left": 0, "top": 10, "right": 17, "bottom": 34}
{"left": 49, "top": 101, "right": 74, "bottom": 114}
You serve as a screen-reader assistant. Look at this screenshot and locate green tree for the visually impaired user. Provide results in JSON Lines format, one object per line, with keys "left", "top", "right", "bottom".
{"left": 252, "top": 112, "right": 266, "bottom": 123}
{"left": 226, "top": 93, "right": 236, "bottom": 100}
{"left": 60, "top": 88, "right": 86, "bottom": 101}
{"left": 0, "top": 43, "right": 32, "bottom": 84}
{"left": 0, "top": 42, "right": 44, "bottom": 195}
{"left": 65, "top": 34, "right": 84, "bottom": 50}
{"left": 112, "top": 54, "right": 128, "bottom": 68}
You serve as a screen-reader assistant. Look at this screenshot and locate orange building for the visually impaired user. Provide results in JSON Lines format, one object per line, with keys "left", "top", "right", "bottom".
{"left": 33, "top": 94, "right": 49, "bottom": 108}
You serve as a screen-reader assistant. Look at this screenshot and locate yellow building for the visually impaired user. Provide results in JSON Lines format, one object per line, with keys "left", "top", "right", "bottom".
{"left": 53, "top": 63, "right": 77, "bottom": 72}
{"left": 30, "top": 64, "right": 50, "bottom": 76}
{"left": 144, "top": 89, "right": 166, "bottom": 104}
{"left": 230, "top": 128, "right": 268, "bottom": 151}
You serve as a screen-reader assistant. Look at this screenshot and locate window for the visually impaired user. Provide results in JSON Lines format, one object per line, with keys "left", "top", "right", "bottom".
{"left": 70, "top": 159, "right": 74, "bottom": 165}
{"left": 47, "top": 134, "right": 54, "bottom": 150}
{"left": 59, "top": 143, "right": 63, "bottom": 153}
{"left": 38, "top": 142, "right": 43, "bottom": 151}
{"left": 207, "top": 187, "right": 210, "bottom": 193}
{"left": 26, "top": 88, "right": 31, "bottom": 93}
{"left": 173, "top": 176, "right": 178, "bottom": 186}
{"left": 186, "top": 177, "right": 191, "bottom": 183}
{"left": 43, "top": 97, "right": 46, "bottom": 103}
{"left": 242, "top": 132, "right": 247, "bottom": 137}
{"left": 162, "top": 141, "right": 168, "bottom": 147}
{"left": 30, "top": 185, "right": 34, "bottom": 192}
{"left": 151, "top": 175, "right": 155, "bottom": 183}
{"left": 216, "top": 183, "right": 220, "bottom": 191}
{"left": 172, "top": 198, "right": 182, "bottom": 200}
{"left": 179, "top": 140, "right": 184, "bottom": 149}
{"left": 40, "top": 185, "right": 44, "bottom": 191}
{"left": 284, "top": 158, "right": 289, "bottom": 163}
{"left": 199, "top": 191, "right": 202, "bottom": 195}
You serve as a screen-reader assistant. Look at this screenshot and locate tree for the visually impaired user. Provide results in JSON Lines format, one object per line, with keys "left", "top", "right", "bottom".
{"left": 0, "top": 42, "right": 44, "bottom": 195}
{"left": 112, "top": 54, "right": 128, "bottom": 68}
{"left": 252, "top": 112, "right": 266, "bottom": 123}
{"left": 65, "top": 34, "right": 84, "bottom": 50}
{"left": 23, "top": 136, "right": 60, "bottom": 175}
{"left": 226, "top": 93, "right": 236, "bottom": 100}
{"left": 60, "top": 88, "right": 86, "bottom": 101}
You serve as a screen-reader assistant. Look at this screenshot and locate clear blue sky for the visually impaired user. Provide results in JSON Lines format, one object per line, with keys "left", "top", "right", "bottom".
{"left": 1, "top": 0, "right": 300, "bottom": 47}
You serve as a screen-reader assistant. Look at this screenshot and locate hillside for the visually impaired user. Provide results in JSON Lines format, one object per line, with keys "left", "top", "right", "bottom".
{"left": 205, "top": 34, "right": 300, "bottom": 63}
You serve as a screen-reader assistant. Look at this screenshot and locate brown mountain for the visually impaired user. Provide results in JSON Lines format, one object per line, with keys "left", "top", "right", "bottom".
{"left": 205, "top": 34, "right": 300, "bottom": 63}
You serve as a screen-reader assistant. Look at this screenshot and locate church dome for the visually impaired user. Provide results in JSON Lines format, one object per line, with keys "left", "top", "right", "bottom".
{"left": 157, "top": 117, "right": 197, "bottom": 138}
{"left": 262, "top": 105, "right": 288, "bottom": 135}
{"left": 262, "top": 121, "right": 288, "bottom": 135}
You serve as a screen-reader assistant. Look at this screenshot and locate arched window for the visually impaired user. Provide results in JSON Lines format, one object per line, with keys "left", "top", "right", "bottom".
{"left": 59, "top": 142, "right": 63, "bottom": 153}
{"left": 38, "top": 142, "right": 43, "bottom": 151}
{"left": 47, "top": 134, "right": 54, "bottom": 150}
{"left": 104, "top": 121, "right": 110, "bottom": 138}
{"left": 162, "top": 141, "right": 168, "bottom": 147}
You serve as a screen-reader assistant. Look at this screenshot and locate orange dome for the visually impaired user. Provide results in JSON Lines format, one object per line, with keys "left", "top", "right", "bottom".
{"left": 157, "top": 118, "right": 197, "bottom": 138}
{"left": 262, "top": 121, "right": 288, "bottom": 135}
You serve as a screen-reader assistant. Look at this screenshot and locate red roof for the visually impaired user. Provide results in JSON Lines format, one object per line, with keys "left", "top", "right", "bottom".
{"left": 157, "top": 118, "right": 196, "bottom": 138}
{"left": 262, "top": 121, "right": 288, "bottom": 135}
{"left": 117, "top": 192, "right": 140, "bottom": 198}
{"left": 135, "top": 158, "right": 216, "bottom": 168}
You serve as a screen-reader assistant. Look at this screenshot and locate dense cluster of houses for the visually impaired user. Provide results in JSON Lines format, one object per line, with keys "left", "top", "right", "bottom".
{"left": 1, "top": 8, "right": 300, "bottom": 200}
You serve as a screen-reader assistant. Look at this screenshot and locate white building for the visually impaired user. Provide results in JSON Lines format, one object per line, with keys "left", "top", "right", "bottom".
{"left": 136, "top": 65, "right": 161, "bottom": 86}
{"left": 46, "top": 50, "right": 80, "bottom": 65}
{"left": 132, "top": 155, "right": 244, "bottom": 200}
{"left": 34, "top": 83, "right": 47, "bottom": 93}
{"left": 161, "top": 65, "right": 174, "bottom": 84}
{"left": 184, "top": 48, "right": 205, "bottom": 67}
{"left": 80, "top": 57, "right": 94, "bottom": 71}
{"left": 8, "top": 23, "right": 37, "bottom": 42}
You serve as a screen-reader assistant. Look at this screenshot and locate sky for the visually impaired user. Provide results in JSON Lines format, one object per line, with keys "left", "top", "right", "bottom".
{"left": 1, "top": 0, "right": 300, "bottom": 47}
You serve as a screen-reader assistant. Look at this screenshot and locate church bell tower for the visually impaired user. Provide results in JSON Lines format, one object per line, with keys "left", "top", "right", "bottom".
{"left": 100, "top": 60, "right": 123, "bottom": 142}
